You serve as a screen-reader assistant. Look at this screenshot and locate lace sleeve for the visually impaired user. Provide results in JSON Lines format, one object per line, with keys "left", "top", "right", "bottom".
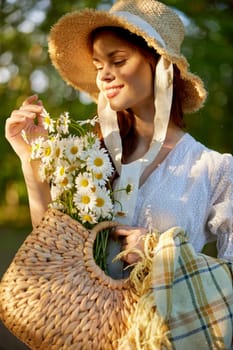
{"left": 207, "top": 154, "right": 233, "bottom": 260}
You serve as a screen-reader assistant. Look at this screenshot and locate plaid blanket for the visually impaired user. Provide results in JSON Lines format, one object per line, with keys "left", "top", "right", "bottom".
{"left": 152, "top": 227, "right": 233, "bottom": 350}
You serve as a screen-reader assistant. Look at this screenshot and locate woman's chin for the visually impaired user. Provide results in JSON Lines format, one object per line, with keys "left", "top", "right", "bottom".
{"left": 108, "top": 100, "right": 129, "bottom": 112}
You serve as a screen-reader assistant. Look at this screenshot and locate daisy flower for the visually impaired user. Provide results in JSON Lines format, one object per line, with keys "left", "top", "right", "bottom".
{"left": 50, "top": 184, "right": 64, "bottom": 202}
{"left": 67, "top": 159, "right": 81, "bottom": 175}
{"left": 55, "top": 173, "right": 73, "bottom": 191}
{"left": 39, "top": 139, "right": 56, "bottom": 165}
{"left": 73, "top": 190, "right": 96, "bottom": 212}
{"left": 56, "top": 112, "right": 71, "bottom": 135}
{"left": 75, "top": 172, "right": 95, "bottom": 193}
{"left": 38, "top": 162, "right": 53, "bottom": 183}
{"left": 93, "top": 171, "right": 108, "bottom": 186}
{"left": 94, "top": 187, "right": 114, "bottom": 220}
{"left": 76, "top": 115, "right": 99, "bottom": 127}
{"left": 53, "top": 160, "right": 73, "bottom": 191}
{"left": 53, "top": 137, "right": 65, "bottom": 160}
{"left": 86, "top": 148, "right": 113, "bottom": 178}
{"left": 31, "top": 136, "right": 46, "bottom": 159}
{"left": 64, "top": 135, "right": 83, "bottom": 162}
{"left": 82, "top": 132, "right": 100, "bottom": 150}
{"left": 41, "top": 109, "right": 55, "bottom": 133}
{"left": 79, "top": 210, "right": 97, "bottom": 225}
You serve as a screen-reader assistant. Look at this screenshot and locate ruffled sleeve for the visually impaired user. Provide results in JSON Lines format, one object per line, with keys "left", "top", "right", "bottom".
{"left": 207, "top": 153, "right": 233, "bottom": 260}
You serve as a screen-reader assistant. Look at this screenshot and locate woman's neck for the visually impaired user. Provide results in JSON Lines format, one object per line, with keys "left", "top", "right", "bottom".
{"left": 163, "top": 122, "right": 185, "bottom": 148}
{"left": 134, "top": 116, "right": 154, "bottom": 146}
{"left": 124, "top": 117, "right": 184, "bottom": 164}
{"left": 134, "top": 115, "right": 184, "bottom": 149}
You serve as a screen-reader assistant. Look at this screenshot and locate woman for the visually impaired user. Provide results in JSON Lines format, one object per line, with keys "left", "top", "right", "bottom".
{"left": 5, "top": 0, "right": 233, "bottom": 347}
{"left": 6, "top": 0, "right": 233, "bottom": 263}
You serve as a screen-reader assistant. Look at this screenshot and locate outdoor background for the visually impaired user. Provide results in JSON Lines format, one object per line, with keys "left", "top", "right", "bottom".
{"left": 0, "top": 0, "right": 232, "bottom": 348}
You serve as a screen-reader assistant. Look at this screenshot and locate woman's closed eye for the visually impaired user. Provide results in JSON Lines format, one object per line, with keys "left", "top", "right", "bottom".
{"left": 93, "top": 58, "right": 127, "bottom": 71}
{"left": 113, "top": 59, "right": 126, "bottom": 66}
{"left": 94, "top": 65, "right": 103, "bottom": 71}
{"left": 92, "top": 59, "right": 103, "bottom": 71}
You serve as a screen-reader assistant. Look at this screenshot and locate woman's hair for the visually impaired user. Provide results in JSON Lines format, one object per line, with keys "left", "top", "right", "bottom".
{"left": 91, "top": 26, "right": 185, "bottom": 162}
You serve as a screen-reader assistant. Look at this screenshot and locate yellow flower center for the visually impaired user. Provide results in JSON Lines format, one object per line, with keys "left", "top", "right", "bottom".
{"left": 80, "top": 179, "right": 89, "bottom": 187}
{"left": 91, "top": 185, "right": 96, "bottom": 193}
{"left": 94, "top": 157, "right": 103, "bottom": 167}
{"left": 82, "top": 214, "right": 93, "bottom": 223}
{"left": 95, "top": 172, "right": 103, "bottom": 180}
{"left": 59, "top": 167, "right": 65, "bottom": 176}
{"left": 69, "top": 164, "right": 77, "bottom": 172}
{"left": 61, "top": 177, "right": 68, "bottom": 186}
{"left": 44, "top": 115, "right": 51, "bottom": 125}
{"left": 96, "top": 198, "right": 105, "bottom": 208}
{"left": 71, "top": 146, "right": 78, "bottom": 155}
{"left": 81, "top": 195, "right": 90, "bottom": 204}
{"left": 45, "top": 147, "right": 51, "bottom": 156}
{"left": 55, "top": 148, "right": 60, "bottom": 157}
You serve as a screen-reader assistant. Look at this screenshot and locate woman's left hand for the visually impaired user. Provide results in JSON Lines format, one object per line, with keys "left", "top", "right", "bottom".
{"left": 113, "top": 226, "right": 148, "bottom": 264}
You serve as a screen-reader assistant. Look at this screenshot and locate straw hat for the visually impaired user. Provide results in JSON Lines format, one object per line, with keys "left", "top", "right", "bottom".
{"left": 48, "top": 0, "right": 207, "bottom": 114}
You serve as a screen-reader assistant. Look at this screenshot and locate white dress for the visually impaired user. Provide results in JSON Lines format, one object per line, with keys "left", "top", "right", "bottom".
{"left": 132, "top": 133, "right": 233, "bottom": 260}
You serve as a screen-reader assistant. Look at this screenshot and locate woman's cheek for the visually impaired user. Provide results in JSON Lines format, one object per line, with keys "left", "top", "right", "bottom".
{"left": 96, "top": 76, "right": 102, "bottom": 91}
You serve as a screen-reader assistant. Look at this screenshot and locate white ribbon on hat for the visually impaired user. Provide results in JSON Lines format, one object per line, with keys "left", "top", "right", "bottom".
{"left": 112, "top": 11, "right": 166, "bottom": 49}
{"left": 98, "top": 56, "right": 173, "bottom": 225}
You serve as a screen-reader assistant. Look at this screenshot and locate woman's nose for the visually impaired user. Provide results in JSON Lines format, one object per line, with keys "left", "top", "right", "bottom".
{"left": 99, "top": 64, "right": 114, "bottom": 81}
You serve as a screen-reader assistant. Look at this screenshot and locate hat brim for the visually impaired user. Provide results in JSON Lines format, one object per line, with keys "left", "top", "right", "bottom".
{"left": 48, "top": 9, "right": 207, "bottom": 113}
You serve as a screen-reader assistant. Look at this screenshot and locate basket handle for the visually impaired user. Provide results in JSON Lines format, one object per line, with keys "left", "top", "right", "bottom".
{"left": 84, "top": 221, "right": 129, "bottom": 288}
{"left": 91, "top": 220, "right": 119, "bottom": 240}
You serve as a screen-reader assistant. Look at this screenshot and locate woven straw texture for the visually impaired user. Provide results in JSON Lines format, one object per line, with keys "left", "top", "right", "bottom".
{"left": 0, "top": 209, "right": 138, "bottom": 350}
{"left": 1, "top": 209, "right": 233, "bottom": 349}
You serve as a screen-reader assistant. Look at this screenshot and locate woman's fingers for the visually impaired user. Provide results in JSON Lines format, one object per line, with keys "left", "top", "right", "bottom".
{"left": 19, "top": 104, "right": 43, "bottom": 119}
{"left": 112, "top": 225, "right": 133, "bottom": 239}
{"left": 5, "top": 95, "right": 47, "bottom": 160}
{"left": 113, "top": 225, "right": 147, "bottom": 264}
{"left": 6, "top": 110, "right": 35, "bottom": 139}
{"left": 6, "top": 96, "right": 44, "bottom": 138}
{"left": 36, "top": 100, "right": 46, "bottom": 127}
{"left": 18, "top": 94, "right": 43, "bottom": 118}
{"left": 11, "top": 109, "right": 36, "bottom": 121}
{"left": 21, "top": 94, "right": 39, "bottom": 106}
{"left": 5, "top": 113, "right": 26, "bottom": 138}
{"left": 113, "top": 226, "right": 146, "bottom": 239}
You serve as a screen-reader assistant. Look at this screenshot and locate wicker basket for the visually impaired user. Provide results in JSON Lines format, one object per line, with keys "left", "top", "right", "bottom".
{"left": 0, "top": 208, "right": 138, "bottom": 350}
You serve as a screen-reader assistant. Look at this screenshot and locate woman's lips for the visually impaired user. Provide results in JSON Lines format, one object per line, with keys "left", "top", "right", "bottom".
{"left": 105, "top": 85, "right": 123, "bottom": 99}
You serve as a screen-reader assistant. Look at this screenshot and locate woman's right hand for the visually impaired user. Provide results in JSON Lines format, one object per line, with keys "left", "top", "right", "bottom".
{"left": 5, "top": 94, "right": 47, "bottom": 162}
{"left": 5, "top": 95, "right": 52, "bottom": 227}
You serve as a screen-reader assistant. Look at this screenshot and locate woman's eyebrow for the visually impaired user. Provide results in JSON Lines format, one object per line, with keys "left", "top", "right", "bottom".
{"left": 92, "top": 49, "right": 127, "bottom": 61}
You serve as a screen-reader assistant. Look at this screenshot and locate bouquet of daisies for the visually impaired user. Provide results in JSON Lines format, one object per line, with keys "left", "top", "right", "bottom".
{"left": 30, "top": 110, "right": 121, "bottom": 273}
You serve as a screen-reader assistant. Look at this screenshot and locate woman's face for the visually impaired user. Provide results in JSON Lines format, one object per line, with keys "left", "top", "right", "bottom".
{"left": 92, "top": 31, "right": 154, "bottom": 114}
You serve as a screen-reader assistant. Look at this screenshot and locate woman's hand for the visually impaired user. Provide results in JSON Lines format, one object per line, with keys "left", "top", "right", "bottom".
{"left": 5, "top": 94, "right": 47, "bottom": 162}
{"left": 113, "top": 225, "right": 148, "bottom": 265}
{"left": 5, "top": 94, "right": 51, "bottom": 227}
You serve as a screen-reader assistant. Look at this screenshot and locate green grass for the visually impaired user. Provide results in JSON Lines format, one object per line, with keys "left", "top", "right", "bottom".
{"left": 0, "top": 205, "right": 32, "bottom": 278}
{"left": 0, "top": 205, "right": 31, "bottom": 349}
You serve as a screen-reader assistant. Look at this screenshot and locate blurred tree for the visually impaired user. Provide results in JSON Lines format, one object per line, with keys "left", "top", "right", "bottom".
{"left": 0, "top": 0, "right": 232, "bottom": 222}
{"left": 166, "top": 0, "right": 233, "bottom": 152}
